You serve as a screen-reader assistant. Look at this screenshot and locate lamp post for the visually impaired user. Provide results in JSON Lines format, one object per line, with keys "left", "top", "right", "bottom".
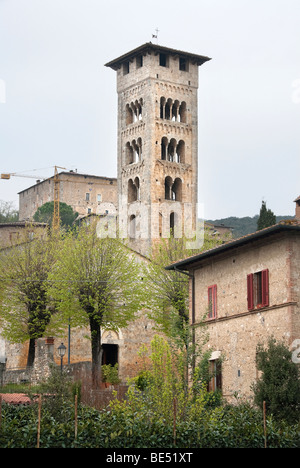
{"left": 58, "top": 342, "right": 66, "bottom": 374}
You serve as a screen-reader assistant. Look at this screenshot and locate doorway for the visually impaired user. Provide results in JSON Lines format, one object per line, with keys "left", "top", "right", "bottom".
{"left": 101, "top": 344, "right": 118, "bottom": 367}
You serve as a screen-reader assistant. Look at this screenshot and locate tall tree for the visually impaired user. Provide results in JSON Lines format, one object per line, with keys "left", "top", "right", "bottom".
{"left": 143, "top": 230, "right": 224, "bottom": 338}
{"left": 33, "top": 201, "right": 78, "bottom": 229}
{"left": 0, "top": 200, "right": 18, "bottom": 223}
{"left": 47, "top": 223, "right": 144, "bottom": 386}
{"left": 257, "top": 200, "right": 276, "bottom": 230}
{"left": 252, "top": 337, "right": 300, "bottom": 423}
{"left": 142, "top": 230, "right": 225, "bottom": 389}
{"left": 0, "top": 228, "right": 57, "bottom": 366}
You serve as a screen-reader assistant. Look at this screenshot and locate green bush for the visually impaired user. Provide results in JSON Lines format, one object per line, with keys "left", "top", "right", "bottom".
{"left": 0, "top": 399, "right": 299, "bottom": 448}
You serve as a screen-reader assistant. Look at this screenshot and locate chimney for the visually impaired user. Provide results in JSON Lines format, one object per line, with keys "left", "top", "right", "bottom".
{"left": 294, "top": 196, "right": 300, "bottom": 220}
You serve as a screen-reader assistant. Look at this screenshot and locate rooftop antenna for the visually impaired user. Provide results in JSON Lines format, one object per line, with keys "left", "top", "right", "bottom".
{"left": 152, "top": 28, "right": 159, "bottom": 44}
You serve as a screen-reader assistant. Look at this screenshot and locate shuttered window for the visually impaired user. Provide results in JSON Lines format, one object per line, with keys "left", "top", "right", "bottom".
{"left": 247, "top": 269, "right": 269, "bottom": 310}
{"left": 208, "top": 284, "right": 217, "bottom": 319}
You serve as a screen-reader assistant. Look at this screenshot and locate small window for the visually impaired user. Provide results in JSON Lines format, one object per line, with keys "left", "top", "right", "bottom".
{"left": 179, "top": 57, "right": 188, "bottom": 71}
{"left": 247, "top": 269, "right": 269, "bottom": 310}
{"left": 85, "top": 193, "right": 90, "bottom": 201}
{"left": 123, "top": 61, "right": 130, "bottom": 75}
{"left": 136, "top": 55, "right": 143, "bottom": 68}
{"left": 159, "top": 53, "right": 168, "bottom": 67}
{"left": 208, "top": 359, "right": 222, "bottom": 392}
{"left": 97, "top": 194, "right": 102, "bottom": 204}
{"left": 208, "top": 285, "right": 217, "bottom": 319}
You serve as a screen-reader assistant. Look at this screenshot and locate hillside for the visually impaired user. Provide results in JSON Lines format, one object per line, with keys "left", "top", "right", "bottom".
{"left": 207, "top": 215, "right": 294, "bottom": 238}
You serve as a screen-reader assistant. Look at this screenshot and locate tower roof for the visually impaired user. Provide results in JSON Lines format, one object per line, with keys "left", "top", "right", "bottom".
{"left": 105, "top": 42, "right": 211, "bottom": 71}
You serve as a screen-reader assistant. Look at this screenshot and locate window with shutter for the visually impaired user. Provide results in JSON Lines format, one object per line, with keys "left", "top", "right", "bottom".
{"left": 247, "top": 269, "right": 269, "bottom": 310}
{"left": 261, "top": 269, "right": 269, "bottom": 307}
{"left": 247, "top": 274, "right": 254, "bottom": 310}
{"left": 208, "top": 285, "right": 217, "bottom": 319}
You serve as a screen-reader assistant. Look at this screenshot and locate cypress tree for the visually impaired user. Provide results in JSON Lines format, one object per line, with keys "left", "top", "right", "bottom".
{"left": 257, "top": 200, "right": 276, "bottom": 230}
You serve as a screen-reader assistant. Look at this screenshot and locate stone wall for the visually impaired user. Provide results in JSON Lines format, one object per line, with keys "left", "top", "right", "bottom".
{"left": 19, "top": 172, "right": 118, "bottom": 221}
{"left": 192, "top": 231, "right": 300, "bottom": 402}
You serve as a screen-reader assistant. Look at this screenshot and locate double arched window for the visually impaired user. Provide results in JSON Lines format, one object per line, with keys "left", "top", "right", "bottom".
{"left": 164, "top": 177, "right": 182, "bottom": 202}
{"left": 125, "top": 138, "right": 143, "bottom": 165}
{"left": 128, "top": 177, "right": 140, "bottom": 203}
{"left": 161, "top": 137, "right": 185, "bottom": 163}
{"left": 160, "top": 97, "right": 187, "bottom": 123}
{"left": 126, "top": 99, "right": 143, "bottom": 125}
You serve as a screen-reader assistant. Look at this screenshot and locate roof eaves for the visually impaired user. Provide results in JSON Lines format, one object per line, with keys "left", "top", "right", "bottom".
{"left": 105, "top": 42, "right": 211, "bottom": 70}
{"left": 165, "top": 221, "right": 300, "bottom": 271}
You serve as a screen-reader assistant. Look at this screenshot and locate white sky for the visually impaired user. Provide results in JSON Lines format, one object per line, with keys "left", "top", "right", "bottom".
{"left": 0, "top": 0, "right": 299, "bottom": 219}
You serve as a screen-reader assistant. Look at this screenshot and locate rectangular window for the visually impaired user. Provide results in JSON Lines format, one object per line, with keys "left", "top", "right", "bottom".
{"left": 136, "top": 55, "right": 143, "bottom": 68}
{"left": 208, "top": 285, "right": 217, "bottom": 319}
{"left": 123, "top": 61, "right": 130, "bottom": 75}
{"left": 179, "top": 57, "right": 188, "bottom": 71}
{"left": 208, "top": 359, "right": 222, "bottom": 392}
{"left": 85, "top": 193, "right": 90, "bottom": 201}
{"left": 159, "top": 53, "right": 168, "bottom": 67}
{"left": 247, "top": 269, "right": 269, "bottom": 310}
{"left": 97, "top": 193, "right": 102, "bottom": 204}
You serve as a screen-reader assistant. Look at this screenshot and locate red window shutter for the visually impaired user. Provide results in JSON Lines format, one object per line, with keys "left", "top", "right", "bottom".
{"left": 262, "top": 269, "right": 269, "bottom": 307}
{"left": 213, "top": 284, "right": 217, "bottom": 318}
{"left": 208, "top": 285, "right": 217, "bottom": 318}
{"left": 247, "top": 274, "right": 254, "bottom": 310}
{"left": 208, "top": 286, "right": 213, "bottom": 318}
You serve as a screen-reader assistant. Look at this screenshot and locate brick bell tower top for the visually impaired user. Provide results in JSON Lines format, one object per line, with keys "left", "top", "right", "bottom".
{"left": 105, "top": 43, "right": 211, "bottom": 257}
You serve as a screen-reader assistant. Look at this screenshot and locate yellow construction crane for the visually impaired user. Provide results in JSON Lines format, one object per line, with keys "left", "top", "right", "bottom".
{"left": 1, "top": 165, "right": 66, "bottom": 230}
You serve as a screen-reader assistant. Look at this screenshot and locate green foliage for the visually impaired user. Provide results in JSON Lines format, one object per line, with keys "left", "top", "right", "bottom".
{"left": 0, "top": 200, "right": 18, "bottom": 223}
{"left": 143, "top": 232, "right": 223, "bottom": 339}
{"left": 0, "top": 229, "right": 58, "bottom": 365}
{"left": 1, "top": 390, "right": 299, "bottom": 448}
{"left": 0, "top": 336, "right": 299, "bottom": 448}
{"left": 257, "top": 200, "right": 276, "bottom": 230}
{"left": 101, "top": 364, "right": 121, "bottom": 385}
{"left": 47, "top": 222, "right": 144, "bottom": 384}
{"left": 207, "top": 215, "right": 293, "bottom": 238}
{"left": 252, "top": 337, "right": 300, "bottom": 423}
{"left": 33, "top": 201, "right": 78, "bottom": 228}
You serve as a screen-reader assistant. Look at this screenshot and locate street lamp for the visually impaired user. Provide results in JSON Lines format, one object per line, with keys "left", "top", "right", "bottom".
{"left": 58, "top": 342, "right": 66, "bottom": 373}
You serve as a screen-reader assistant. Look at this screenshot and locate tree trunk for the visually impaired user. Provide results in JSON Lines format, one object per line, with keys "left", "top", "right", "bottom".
{"left": 90, "top": 318, "right": 102, "bottom": 387}
{"left": 27, "top": 338, "right": 36, "bottom": 368}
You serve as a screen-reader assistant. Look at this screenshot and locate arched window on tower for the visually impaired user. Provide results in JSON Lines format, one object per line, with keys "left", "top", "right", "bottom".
{"left": 176, "top": 140, "right": 185, "bottom": 163}
{"left": 128, "top": 177, "right": 140, "bottom": 203}
{"left": 179, "top": 101, "right": 187, "bottom": 123}
{"left": 126, "top": 142, "right": 134, "bottom": 164}
{"left": 170, "top": 212, "right": 175, "bottom": 236}
{"left": 128, "top": 179, "right": 137, "bottom": 203}
{"left": 168, "top": 139, "right": 176, "bottom": 162}
{"left": 129, "top": 214, "right": 136, "bottom": 239}
{"left": 126, "top": 104, "right": 133, "bottom": 125}
{"left": 165, "top": 176, "right": 173, "bottom": 200}
{"left": 172, "top": 178, "right": 182, "bottom": 202}
{"left": 161, "top": 137, "right": 168, "bottom": 160}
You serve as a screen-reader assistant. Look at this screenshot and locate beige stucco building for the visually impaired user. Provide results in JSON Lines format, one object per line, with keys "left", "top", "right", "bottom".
{"left": 18, "top": 171, "right": 117, "bottom": 221}
{"left": 167, "top": 215, "right": 300, "bottom": 402}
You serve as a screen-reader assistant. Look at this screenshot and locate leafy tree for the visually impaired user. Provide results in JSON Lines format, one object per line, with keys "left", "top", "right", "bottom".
{"left": 0, "top": 229, "right": 57, "bottom": 366}
{"left": 47, "top": 222, "right": 144, "bottom": 386}
{"left": 252, "top": 337, "right": 300, "bottom": 423}
{"left": 33, "top": 201, "right": 78, "bottom": 228}
{"left": 0, "top": 200, "right": 18, "bottom": 223}
{"left": 142, "top": 231, "right": 224, "bottom": 391}
{"left": 143, "top": 230, "right": 224, "bottom": 338}
{"left": 257, "top": 200, "right": 276, "bottom": 230}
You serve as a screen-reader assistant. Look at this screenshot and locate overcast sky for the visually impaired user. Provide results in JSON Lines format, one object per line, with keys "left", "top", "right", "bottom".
{"left": 0, "top": 0, "right": 299, "bottom": 219}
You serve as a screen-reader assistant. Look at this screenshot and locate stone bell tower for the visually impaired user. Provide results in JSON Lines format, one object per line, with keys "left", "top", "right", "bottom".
{"left": 105, "top": 43, "right": 211, "bottom": 256}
